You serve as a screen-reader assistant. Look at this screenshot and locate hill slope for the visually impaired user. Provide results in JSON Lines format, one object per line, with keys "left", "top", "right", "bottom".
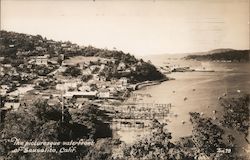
{"left": 0, "top": 30, "right": 166, "bottom": 82}
{"left": 184, "top": 49, "right": 250, "bottom": 62}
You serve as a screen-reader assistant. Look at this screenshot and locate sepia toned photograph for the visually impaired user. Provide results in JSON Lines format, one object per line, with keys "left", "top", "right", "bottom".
{"left": 0, "top": 0, "right": 249, "bottom": 159}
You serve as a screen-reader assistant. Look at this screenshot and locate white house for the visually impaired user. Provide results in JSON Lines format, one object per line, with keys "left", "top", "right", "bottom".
{"left": 78, "top": 85, "right": 91, "bottom": 92}
{"left": 0, "top": 57, "right": 4, "bottom": 61}
{"left": 117, "top": 62, "right": 126, "bottom": 71}
{"left": 82, "top": 68, "right": 92, "bottom": 75}
{"left": 119, "top": 77, "right": 128, "bottom": 86}
{"left": 0, "top": 65, "right": 4, "bottom": 76}
{"left": 4, "top": 102, "right": 20, "bottom": 111}
{"left": 98, "top": 89, "right": 110, "bottom": 98}
{"left": 63, "top": 91, "right": 97, "bottom": 99}
{"left": 29, "top": 55, "right": 49, "bottom": 66}
{"left": 35, "top": 46, "right": 47, "bottom": 52}
{"left": 0, "top": 85, "right": 10, "bottom": 95}
{"left": 56, "top": 82, "right": 79, "bottom": 91}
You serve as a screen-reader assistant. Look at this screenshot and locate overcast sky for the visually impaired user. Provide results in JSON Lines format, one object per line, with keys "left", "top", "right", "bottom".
{"left": 1, "top": 0, "right": 249, "bottom": 55}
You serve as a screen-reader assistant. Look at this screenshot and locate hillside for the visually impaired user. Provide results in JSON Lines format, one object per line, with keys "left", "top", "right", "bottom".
{"left": 184, "top": 49, "right": 250, "bottom": 62}
{"left": 0, "top": 30, "right": 165, "bottom": 83}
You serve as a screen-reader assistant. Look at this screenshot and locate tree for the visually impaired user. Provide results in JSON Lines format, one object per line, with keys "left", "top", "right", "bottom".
{"left": 189, "top": 112, "right": 225, "bottom": 156}
{"left": 0, "top": 100, "right": 114, "bottom": 160}
{"left": 122, "top": 119, "right": 194, "bottom": 160}
{"left": 81, "top": 74, "right": 93, "bottom": 82}
{"left": 63, "top": 66, "right": 82, "bottom": 77}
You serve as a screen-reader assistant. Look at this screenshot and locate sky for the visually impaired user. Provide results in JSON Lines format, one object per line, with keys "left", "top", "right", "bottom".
{"left": 1, "top": 0, "right": 249, "bottom": 55}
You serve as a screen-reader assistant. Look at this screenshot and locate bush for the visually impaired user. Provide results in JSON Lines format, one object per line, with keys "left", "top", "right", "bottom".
{"left": 63, "top": 66, "right": 82, "bottom": 77}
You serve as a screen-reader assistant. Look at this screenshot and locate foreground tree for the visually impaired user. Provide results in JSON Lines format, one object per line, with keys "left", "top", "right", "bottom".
{"left": 122, "top": 120, "right": 194, "bottom": 160}
{"left": 0, "top": 100, "right": 113, "bottom": 160}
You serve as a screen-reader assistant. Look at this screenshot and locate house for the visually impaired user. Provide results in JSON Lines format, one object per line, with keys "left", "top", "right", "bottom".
{"left": 137, "top": 61, "right": 143, "bottom": 66}
{"left": 108, "top": 86, "right": 117, "bottom": 93}
{"left": 82, "top": 68, "right": 92, "bottom": 75}
{"left": 75, "top": 98, "right": 88, "bottom": 109}
{"left": 16, "top": 51, "right": 30, "bottom": 56}
{"left": 99, "top": 64, "right": 106, "bottom": 72}
{"left": 35, "top": 55, "right": 49, "bottom": 65}
{"left": 99, "top": 76, "right": 106, "bottom": 82}
{"left": 60, "top": 54, "right": 65, "bottom": 61}
{"left": 47, "top": 98, "right": 60, "bottom": 106}
{"left": 0, "top": 87, "right": 6, "bottom": 96}
{"left": 47, "top": 40, "right": 56, "bottom": 44}
{"left": 57, "top": 66, "right": 67, "bottom": 72}
{"left": 116, "top": 85, "right": 127, "bottom": 91}
{"left": 78, "top": 85, "right": 91, "bottom": 92}
{"left": 93, "top": 74, "right": 100, "bottom": 81}
{"left": 63, "top": 91, "right": 97, "bottom": 99}
{"left": 29, "top": 55, "right": 49, "bottom": 66}
{"left": 110, "top": 58, "right": 116, "bottom": 63}
{"left": 61, "top": 61, "right": 75, "bottom": 67}
{"left": 118, "top": 69, "right": 131, "bottom": 75}
{"left": 3, "top": 64, "right": 11, "bottom": 68}
{"left": 0, "top": 66, "right": 4, "bottom": 76}
{"left": 119, "top": 77, "right": 128, "bottom": 86}
{"left": 35, "top": 46, "right": 47, "bottom": 52}
{"left": 98, "top": 89, "right": 110, "bottom": 99}
{"left": 3, "top": 102, "right": 20, "bottom": 111}
{"left": 131, "top": 66, "right": 136, "bottom": 71}
{"left": 100, "top": 59, "right": 109, "bottom": 64}
{"left": 125, "top": 69, "right": 131, "bottom": 73}
{"left": 0, "top": 85, "right": 9, "bottom": 95}
{"left": 117, "top": 62, "right": 126, "bottom": 71}
{"left": 49, "top": 60, "right": 59, "bottom": 66}
{"left": 89, "top": 65, "right": 99, "bottom": 72}
{"left": 61, "top": 43, "right": 68, "bottom": 47}
{"left": 56, "top": 82, "right": 79, "bottom": 91}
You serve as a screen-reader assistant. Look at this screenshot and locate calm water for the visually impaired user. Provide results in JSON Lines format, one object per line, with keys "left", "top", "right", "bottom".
{"left": 117, "top": 57, "right": 250, "bottom": 146}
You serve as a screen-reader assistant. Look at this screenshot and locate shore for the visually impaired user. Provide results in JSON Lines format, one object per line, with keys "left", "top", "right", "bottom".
{"left": 134, "top": 77, "right": 169, "bottom": 90}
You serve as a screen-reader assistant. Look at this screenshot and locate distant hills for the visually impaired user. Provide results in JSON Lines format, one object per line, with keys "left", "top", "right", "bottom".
{"left": 184, "top": 49, "right": 250, "bottom": 62}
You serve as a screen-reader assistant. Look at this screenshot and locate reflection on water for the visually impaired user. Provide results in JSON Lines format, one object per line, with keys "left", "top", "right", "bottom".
{"left": 116, "top": 58, "right": 250, "bottom": 145}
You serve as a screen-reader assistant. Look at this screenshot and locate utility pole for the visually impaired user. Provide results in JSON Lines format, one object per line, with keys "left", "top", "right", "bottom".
{"left": 0, "top": 95, "right": 3, "bottom": 123}
{"left": 0, "top": 97, "right": 1, "bottom": 123}
{"left": 0, "top": 110, "right": 1, "bottom": 123}
{"left": 61, "top": 91, "right": 64, "bottom": 123}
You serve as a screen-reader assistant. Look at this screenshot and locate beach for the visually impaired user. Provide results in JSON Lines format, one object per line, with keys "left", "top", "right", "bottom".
{"left": 116, "top": 58, "right": 250, "bottom": 150}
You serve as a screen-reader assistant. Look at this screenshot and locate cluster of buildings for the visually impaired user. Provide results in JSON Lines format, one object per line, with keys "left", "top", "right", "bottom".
{"left": 0, "top": 49, "right": 136, "bottom": 114}
{"left": 0, "top": 31, "right": 151, "bottom": 124}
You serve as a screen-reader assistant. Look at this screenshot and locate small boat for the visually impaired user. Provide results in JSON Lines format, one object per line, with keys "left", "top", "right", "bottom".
{"left": 195, "top": 69, "right": 215, "bottom": 72}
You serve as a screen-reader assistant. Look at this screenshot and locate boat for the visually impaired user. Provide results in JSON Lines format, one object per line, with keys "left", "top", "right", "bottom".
{"left": 194, "top": 69, "right": 215, "bottom": 72}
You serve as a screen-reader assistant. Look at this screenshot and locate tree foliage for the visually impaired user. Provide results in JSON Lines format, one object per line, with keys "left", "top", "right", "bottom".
{"left": 63, "top": 66, "right": 82, "bottom": 77}
{"left": 122, "top": 120, "right": 194, "bottom": 160}
{"left": 0, "top": 100, "right": 113, "bottom": 160}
